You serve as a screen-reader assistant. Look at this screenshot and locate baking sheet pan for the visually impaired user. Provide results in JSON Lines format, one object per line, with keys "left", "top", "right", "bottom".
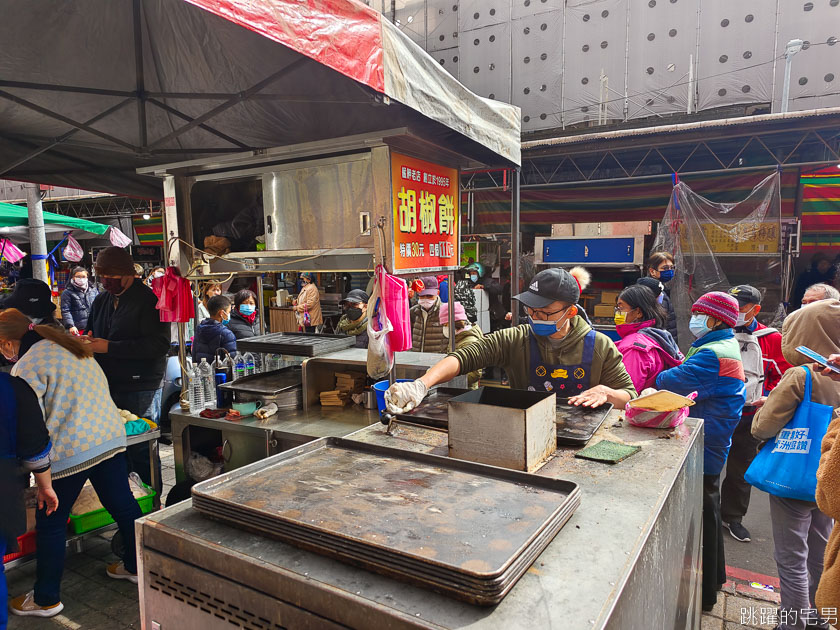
{"left": 235, "top": 332, "right": 355, "bottom": 356}
{"left": 554, "top": 399, "right": 613, "bottom": 446}
{"left": 191, "top": 437, "right": 580, "bottom": 604}
{"left": 219, "top": 366, "right": 302, "bottom": 395}
{"left": 394, "top": 387, "right": 468, "bottom": 429}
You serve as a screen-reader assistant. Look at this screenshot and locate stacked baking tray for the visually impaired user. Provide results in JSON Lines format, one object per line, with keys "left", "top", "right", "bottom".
{"left": 191, "top": 437, "right": 580, "bottom": 605}
{"left": 219, "top": 366, "right": 303, "bottom": 410}
{"left": 234, "top": 332, "right": 354, "bottom": 356}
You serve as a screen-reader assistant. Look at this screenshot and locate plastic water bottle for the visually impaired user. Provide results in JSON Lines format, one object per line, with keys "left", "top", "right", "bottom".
{"left": 189, "top": 364, "right": 204, "bottom": 411}
{"left": 244, "top": 352, "right": 256, "bottom": 377}
{"left": 233, "top": 352, "right": 246, "bottom": 381}
{"left": 198, "top": 358, "right": 215, "bottom": 409}
{"left": 266, "top": 353, "right": 280, "bottom": 371}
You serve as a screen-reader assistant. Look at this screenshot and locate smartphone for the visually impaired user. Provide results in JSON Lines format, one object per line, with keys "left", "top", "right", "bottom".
{"left": 795, "top": 346, "right": 840, "bottom": 374}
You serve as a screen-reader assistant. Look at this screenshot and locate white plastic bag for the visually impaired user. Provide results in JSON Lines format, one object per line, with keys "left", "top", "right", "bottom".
{"left": 62, "top": 235, "right": 84, "bottom": 262}
{"left": 367, "top": 274, "right": 394, "bottom": 379}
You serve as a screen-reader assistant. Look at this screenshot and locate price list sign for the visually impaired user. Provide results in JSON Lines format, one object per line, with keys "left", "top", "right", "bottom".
{"left": 391, "top": 152, "right": 460, "bottom": 273}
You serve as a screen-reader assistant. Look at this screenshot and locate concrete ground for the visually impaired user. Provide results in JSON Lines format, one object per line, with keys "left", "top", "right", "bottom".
{"left": 1, "top": 442, "right": 807, "bottom": 629}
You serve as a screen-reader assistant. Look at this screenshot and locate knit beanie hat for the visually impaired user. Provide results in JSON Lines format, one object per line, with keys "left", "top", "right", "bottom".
{"left": 438, "top": 301, "right": 467, "bottom": 325}
{"left": 691, "top": 291, "right": 739, "bottom": 327}
{"left": 94, "top": 246, "right": 135, "bottom": 276}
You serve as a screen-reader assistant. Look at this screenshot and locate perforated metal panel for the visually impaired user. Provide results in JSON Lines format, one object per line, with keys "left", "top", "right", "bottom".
{"left": 697, "top": 0, "right": 774, "bottom": 110}
{"left": 458, "top": 0, "right": 510, "bottom": 31}
{"left": 773, "top": 0, "right": 840, "bottom": 112}
{"left": 394, "top": 0, "right": 426, "bottom": 47}
{"left": 434, "top": 46, "right": 460, "bottom": 80}
{"left": 512, "top": 11, "right": 563, "bottom": 132}
{"left": 458, "top": 21, "right": 512, "bottom": 102}
{"left": 427, "top": 0, "right": 460, "bottom": 52}
{"left": 563, "top": 0, "right": 627, "bottom": 126}
{"left": 627, "top": 0, "right": 698, "bottom": 119}
{"left": 512, "top": 0, "right": 564, "bottom": 20}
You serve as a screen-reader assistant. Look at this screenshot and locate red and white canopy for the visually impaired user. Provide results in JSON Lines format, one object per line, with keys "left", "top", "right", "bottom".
{"left": 0, "top": 0, "right": 520, "bottom": 198}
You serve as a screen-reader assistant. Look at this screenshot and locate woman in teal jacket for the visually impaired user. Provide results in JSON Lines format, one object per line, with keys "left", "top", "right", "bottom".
{"left": 656, "top": 291, "right": 746, "bottom": 613}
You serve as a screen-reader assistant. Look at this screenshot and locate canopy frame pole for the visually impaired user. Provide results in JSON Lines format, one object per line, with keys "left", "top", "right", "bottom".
{"left": 511, "top": 168, "right": 521, "bottom": 327}
{"left": 133, "top": 0, "right": 148, "bottom": 149}
{"left": 25, "top": 183, "right": 49, "bottom": 283}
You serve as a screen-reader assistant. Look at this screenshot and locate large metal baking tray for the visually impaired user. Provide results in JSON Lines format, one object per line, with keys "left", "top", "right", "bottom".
{"left": 219, "top": 365, "right": 302, "bottom": 395}
{"left": 191, "top": 437, "right": 580, "bottom": 604}
{"left": 235, "top": 332, "right": 355, "bottom": 356}
{"left": 555, "top": 399, "right": 613, "bottom": 446}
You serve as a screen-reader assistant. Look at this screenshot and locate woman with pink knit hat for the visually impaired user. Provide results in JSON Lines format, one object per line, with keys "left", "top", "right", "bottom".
{"left": 657, "top": 291, "right": 747, "bottom": 612}
{"left": 439, "top": 302, "right": 484, "bottom": 388}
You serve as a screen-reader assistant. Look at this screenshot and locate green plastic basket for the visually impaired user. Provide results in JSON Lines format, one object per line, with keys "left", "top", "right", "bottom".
{"left": 69, "top": 483, "right": 157, "bottom": 535}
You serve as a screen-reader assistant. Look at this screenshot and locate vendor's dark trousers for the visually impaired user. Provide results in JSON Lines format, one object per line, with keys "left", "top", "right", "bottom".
{"left": 34, "top": 453, "right": 142, "bottom": 607}
{"left": 721, "top": 412, "right": 760, "bottom": 525}
{"left": 703, "top": 474, "right": 727, "bottom": 609}
{"left": 111, "top": 388, "right": 162, "bottom": 491}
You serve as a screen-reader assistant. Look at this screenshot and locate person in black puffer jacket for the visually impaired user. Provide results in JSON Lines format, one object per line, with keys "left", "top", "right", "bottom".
{"left": 60, "top": 266, "right": 99, "bottom": 334}
{"left": 85, "top": 247, "right": 169, "bottom": 487}
{"left": 192, "top": 295, "right": 237, "bottom": 362}
{"left": 227, "top": 289, "right": 261, "bottom": 339}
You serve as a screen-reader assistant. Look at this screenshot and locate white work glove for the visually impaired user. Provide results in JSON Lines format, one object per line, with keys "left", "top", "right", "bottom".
{"left": 384, "top": 379, "right": 428, "bottom": 414}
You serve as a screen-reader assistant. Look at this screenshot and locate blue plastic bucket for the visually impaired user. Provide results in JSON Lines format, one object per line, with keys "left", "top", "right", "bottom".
{"left": 373, "top": 379, "right": 412, "bottom": 414}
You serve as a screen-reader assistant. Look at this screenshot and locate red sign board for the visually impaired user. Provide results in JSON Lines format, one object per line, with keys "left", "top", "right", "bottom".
{"left": 391, "top": 152, "right": 460, "bottom": 273}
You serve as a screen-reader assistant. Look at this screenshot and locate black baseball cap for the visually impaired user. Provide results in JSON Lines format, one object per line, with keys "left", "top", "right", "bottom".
{"left": 0, "top": 279, "right": 57, "bottom": 319}
{"left": 728, "top": 285, "right": 762, "bottom": 306}
{"left": 636, "top": 277, "right": 664, "bottom": 298}
{"left": 341, "top": 289, "right": 369, "bottom": 305}
{"left": 514, "top": 268, "right": 580, "bottom": 309}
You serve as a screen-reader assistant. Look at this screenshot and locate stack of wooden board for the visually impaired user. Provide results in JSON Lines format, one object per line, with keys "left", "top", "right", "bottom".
{"left": 319, "top": 390, "right": 350, "bottom": 406}
{"left": 335, "top": 371, "right": 366, "bottom": 395}
{"left": 191, "top": 438, "right": 581, "bottom": 605}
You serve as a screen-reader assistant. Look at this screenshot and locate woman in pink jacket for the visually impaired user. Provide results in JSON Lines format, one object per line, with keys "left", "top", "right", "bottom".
{"left": 614, "top": 283, "right": 684, "bottom": 393}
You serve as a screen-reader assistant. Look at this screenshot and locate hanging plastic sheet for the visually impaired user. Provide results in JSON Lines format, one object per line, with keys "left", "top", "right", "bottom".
{"left": 109, "top": 226, "right": 133, "bottom": 248}
{"left": 0, "top": 238, "right": 26, "bottom": 264}
{"left": 62, "top": 235, "right": 84, "bottom": 263}
{"left": 652, "top": 172, "right": 782, "bottom": 349}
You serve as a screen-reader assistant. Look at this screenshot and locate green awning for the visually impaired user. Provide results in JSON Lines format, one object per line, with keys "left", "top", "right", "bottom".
{"left": 0, "top": 201, "right": 110, "bottom": 235}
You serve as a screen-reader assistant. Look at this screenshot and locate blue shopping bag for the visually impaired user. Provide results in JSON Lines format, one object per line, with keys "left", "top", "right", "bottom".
{"left": 744, "top": 367, "right": 833, "bottom": 502}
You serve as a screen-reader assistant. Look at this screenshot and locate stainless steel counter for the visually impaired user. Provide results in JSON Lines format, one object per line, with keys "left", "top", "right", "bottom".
{"left": 139, "top": 411, "right": 703, "bottom": 630}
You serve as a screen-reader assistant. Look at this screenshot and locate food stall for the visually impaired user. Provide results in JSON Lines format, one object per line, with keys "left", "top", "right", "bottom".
{"left": 125, "top": 1, "right": 701, "bottom": 628}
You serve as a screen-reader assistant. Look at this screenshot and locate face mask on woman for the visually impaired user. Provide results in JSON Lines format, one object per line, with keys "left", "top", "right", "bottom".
{"left": 470, "top": 274, "right": 479, "bottom": 283}
{"left": 418, "top": 297, "right": 435, "bottom": 310}
{"left": 239, "top": 304, "right": 256, "bottom": 316}
{"left": 72, "top": 277, "right": 88, "bottom": 290}
{"left": 346, "top": 307, "right": 363, "bottom": 321}
{"left": 689, "top": 313, "right": 711, "bottom": 338}
{"left": 153, "top": 271, "right": 165, "bottom": 279}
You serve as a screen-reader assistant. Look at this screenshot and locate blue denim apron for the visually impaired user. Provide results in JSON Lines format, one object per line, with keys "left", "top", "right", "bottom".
{"left": 527, "top": 329, "right": 596, "bottom": 394}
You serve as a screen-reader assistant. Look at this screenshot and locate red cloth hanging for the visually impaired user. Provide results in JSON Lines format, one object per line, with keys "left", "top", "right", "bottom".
{"left": 151, "top": 267, "right": 195, "bottom": 323}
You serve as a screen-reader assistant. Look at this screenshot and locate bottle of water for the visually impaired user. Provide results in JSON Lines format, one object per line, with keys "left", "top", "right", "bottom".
{"left": 189, "top": 364, "right": 204, "bottom": 411}
{"left": 198, "top": 358, "right": 215, "bottom": 409}
{"left": 266, "top": 353, "right": 280, "bottom": 371}
{"left": 233, "top": 352, "right": 246, "bottom": 381}
{"left": 244, "top": 352, "right": 256, "bottom": 377}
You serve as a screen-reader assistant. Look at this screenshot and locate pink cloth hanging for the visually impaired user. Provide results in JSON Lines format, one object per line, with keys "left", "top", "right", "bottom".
{"left": 151, "top": 267, "right": 195, "bottom": 323}
{"left": 0, "top": 238, "right": 26, "bottom": 264}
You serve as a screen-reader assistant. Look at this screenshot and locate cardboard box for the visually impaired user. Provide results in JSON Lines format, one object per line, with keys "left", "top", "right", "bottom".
{"left": 593, "top": 304, "right": 615, "bottom": 318}
{"left": 599, "top": 291, "right": 621, "bottom": 305}
{"left": 448, "top": 388, "right": 556, "bottom": 472}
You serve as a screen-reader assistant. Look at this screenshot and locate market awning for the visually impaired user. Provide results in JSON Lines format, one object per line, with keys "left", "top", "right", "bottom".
{"left": 0, "top": 0, "right": 520, "bottom": 199}
{"left": 0, "top": 200, "right": 113, "bottom": 242}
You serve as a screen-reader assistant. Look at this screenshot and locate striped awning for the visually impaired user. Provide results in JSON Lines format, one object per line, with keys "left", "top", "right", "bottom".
{"left": 132, "top": 216, "right": 164, "bottom": 246}
{"left": 800, "top": 168, "right": 840, "bottom": 251}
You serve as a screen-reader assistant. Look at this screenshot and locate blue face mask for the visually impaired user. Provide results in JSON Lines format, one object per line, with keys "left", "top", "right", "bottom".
{"left": 659, "top": 269, "right": 675, "bottom": 283}
{"left": 239, "top": 304, "right": 256, "bottom": 316}
{"left": 222, "top": 317, "right": 231, "bottom": 326}
{"left": 689, "top": 313, "right": 711, "bottom": 338}
{"left": 470, "top": 274, "right": 479, "bottom": 283}
{"left": 529, "top": 316, "right": 563, "bottom": 337}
